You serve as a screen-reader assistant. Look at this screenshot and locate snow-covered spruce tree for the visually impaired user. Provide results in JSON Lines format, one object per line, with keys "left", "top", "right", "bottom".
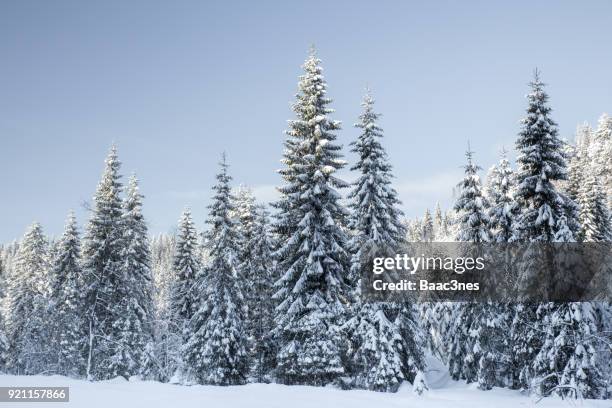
{"left": 512, "top": 71, "right": 572, "bottom": 242}
{"left": 532, "top": 302, "right": 606, "bottom": 399}
{"left": 169, "top": 208, "right": 201, "bottom": 342}
{"left": 231, "top": 186, "right": 279, "bottom": 379}
{"left": 448, "top": 148, "right": 504, "bottom": 388}
{"left": 508, "top": 73, "right": 570, "bottom": 391}
{"left": 183, "top": 155, "right": 248, "bottom": 385}
{"left": 577, "top": 172, "right": 611, "bottom": 242}
{"left": 347, "top": 90, "right": 406, "bottom": 286}
{"left": 344, "top": 91, "right": 424, "bottom": 392}
{"left": 81, "top": 145, "right": 126, "bottom": 380}
{"left": 486, "top": 151, "right": 519, "bottom": 243}
{"left": 529, "top": 172, "right": 609, "bottom": 399}
{"left": 509, "top": 72, "right": 604, "bottom": 399}
{"left": 49, "top": 212, "right": 86, "bottom": 377}
{"left": 244, "top": 205, "right": 277, "bottom": 382}
{"left": 6, "top": 222, "right": 51, "bottom": 375}
{"left": 454, "top": 148, "right": 490, "bottom": 243}
{"left": 272, "top": 49, "right": 350, "bottom": 386}
{"left": 110, "top": 175, "right": 156, "bottom": 379}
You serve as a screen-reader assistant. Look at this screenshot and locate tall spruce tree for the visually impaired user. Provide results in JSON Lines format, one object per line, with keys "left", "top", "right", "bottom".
{"left": 509, "top": 72, "right": 604, "bottom": 399}
{"left": 6, "top": 222, "right": 51, "bottom": 374}
{"left": 183, "top": 155, "right": 248, "bottom": 385}
{"left": 82, "top": 145, "right": 126, "bottom": 380}
{"left": 344, "top": 91, "right": 424, "bottom": 392}
{"left": 49, "top": 212, "right": 86, "bottom": 377}
{"left": 112, "top": 175, "right": 156, "bottom": 378}
{"left": 272, "top": 48, "right": 350, "bottom": 386}
{"left": 512, "top": 71, "right": 572, "bottom": 242}
{"left": 509, "top": 72, "right": 571, "bottom": 392}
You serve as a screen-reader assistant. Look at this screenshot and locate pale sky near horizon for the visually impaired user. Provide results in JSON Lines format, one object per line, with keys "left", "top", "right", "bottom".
{"left": 1, "top": 0, "right": 611, "bottom": 242}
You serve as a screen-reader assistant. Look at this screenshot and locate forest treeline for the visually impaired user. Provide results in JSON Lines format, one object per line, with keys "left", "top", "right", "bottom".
{"left": 0, "top": 51, "right": 611, "bottom": 399}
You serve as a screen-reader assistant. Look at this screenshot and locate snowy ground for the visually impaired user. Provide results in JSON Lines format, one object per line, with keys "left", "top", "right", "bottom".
{"left": 0, "top": 359, "right": 608, "bottom": 408}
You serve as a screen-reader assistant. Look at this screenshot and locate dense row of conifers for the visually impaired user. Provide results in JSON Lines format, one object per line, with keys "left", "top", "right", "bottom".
{"left": 0, "top": 52, "right": 610, "bottom": 400}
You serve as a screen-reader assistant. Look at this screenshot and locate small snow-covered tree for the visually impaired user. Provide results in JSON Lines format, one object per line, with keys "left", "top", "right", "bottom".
{"left": 49, "top": 212, "right": 86, "bottom": 377}
{"left": 454, "top": 148, "right": 490, "bottom": 243}
{"left": 486, "top": 151, "right": 519, "bottom": 243}
{"left": 272, "top": 48, "right": 350, "bottom": 386}
{"left": 6, "top": 222, "right": 51, "bottom": 375}
{"left": 183, "top": 155, "right": 248, "bottom": 385}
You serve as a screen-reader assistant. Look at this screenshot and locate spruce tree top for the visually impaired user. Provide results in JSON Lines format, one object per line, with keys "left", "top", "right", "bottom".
{"left": 349, "top": 90, "right": 405, "bottom": 250}
{"left": 454, "top": 148, "right": 490, "bottom": 243}
{"left": 514, "top": 71, "right": 569, "bottom": 242}
{"left": 277, "top": 47, "right": 347, "bottom": 208}
{"left": 50, "top": 211, "right": 80, "bottom": 299}
{"left": 205, "top": 154, "right": 241, "bottom": 265}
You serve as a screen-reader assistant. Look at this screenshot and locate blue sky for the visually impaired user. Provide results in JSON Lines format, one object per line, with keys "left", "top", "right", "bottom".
{"left": 1, "top": 0, "right": 611, "bottom": 242}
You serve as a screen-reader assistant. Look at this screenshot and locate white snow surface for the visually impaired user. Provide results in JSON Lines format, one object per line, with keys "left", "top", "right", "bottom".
{"left": 0, "top": 357, "right": 608, "bottom": 408}
{"left": 1, "top": 370, "right": 609, "bottom": 408}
